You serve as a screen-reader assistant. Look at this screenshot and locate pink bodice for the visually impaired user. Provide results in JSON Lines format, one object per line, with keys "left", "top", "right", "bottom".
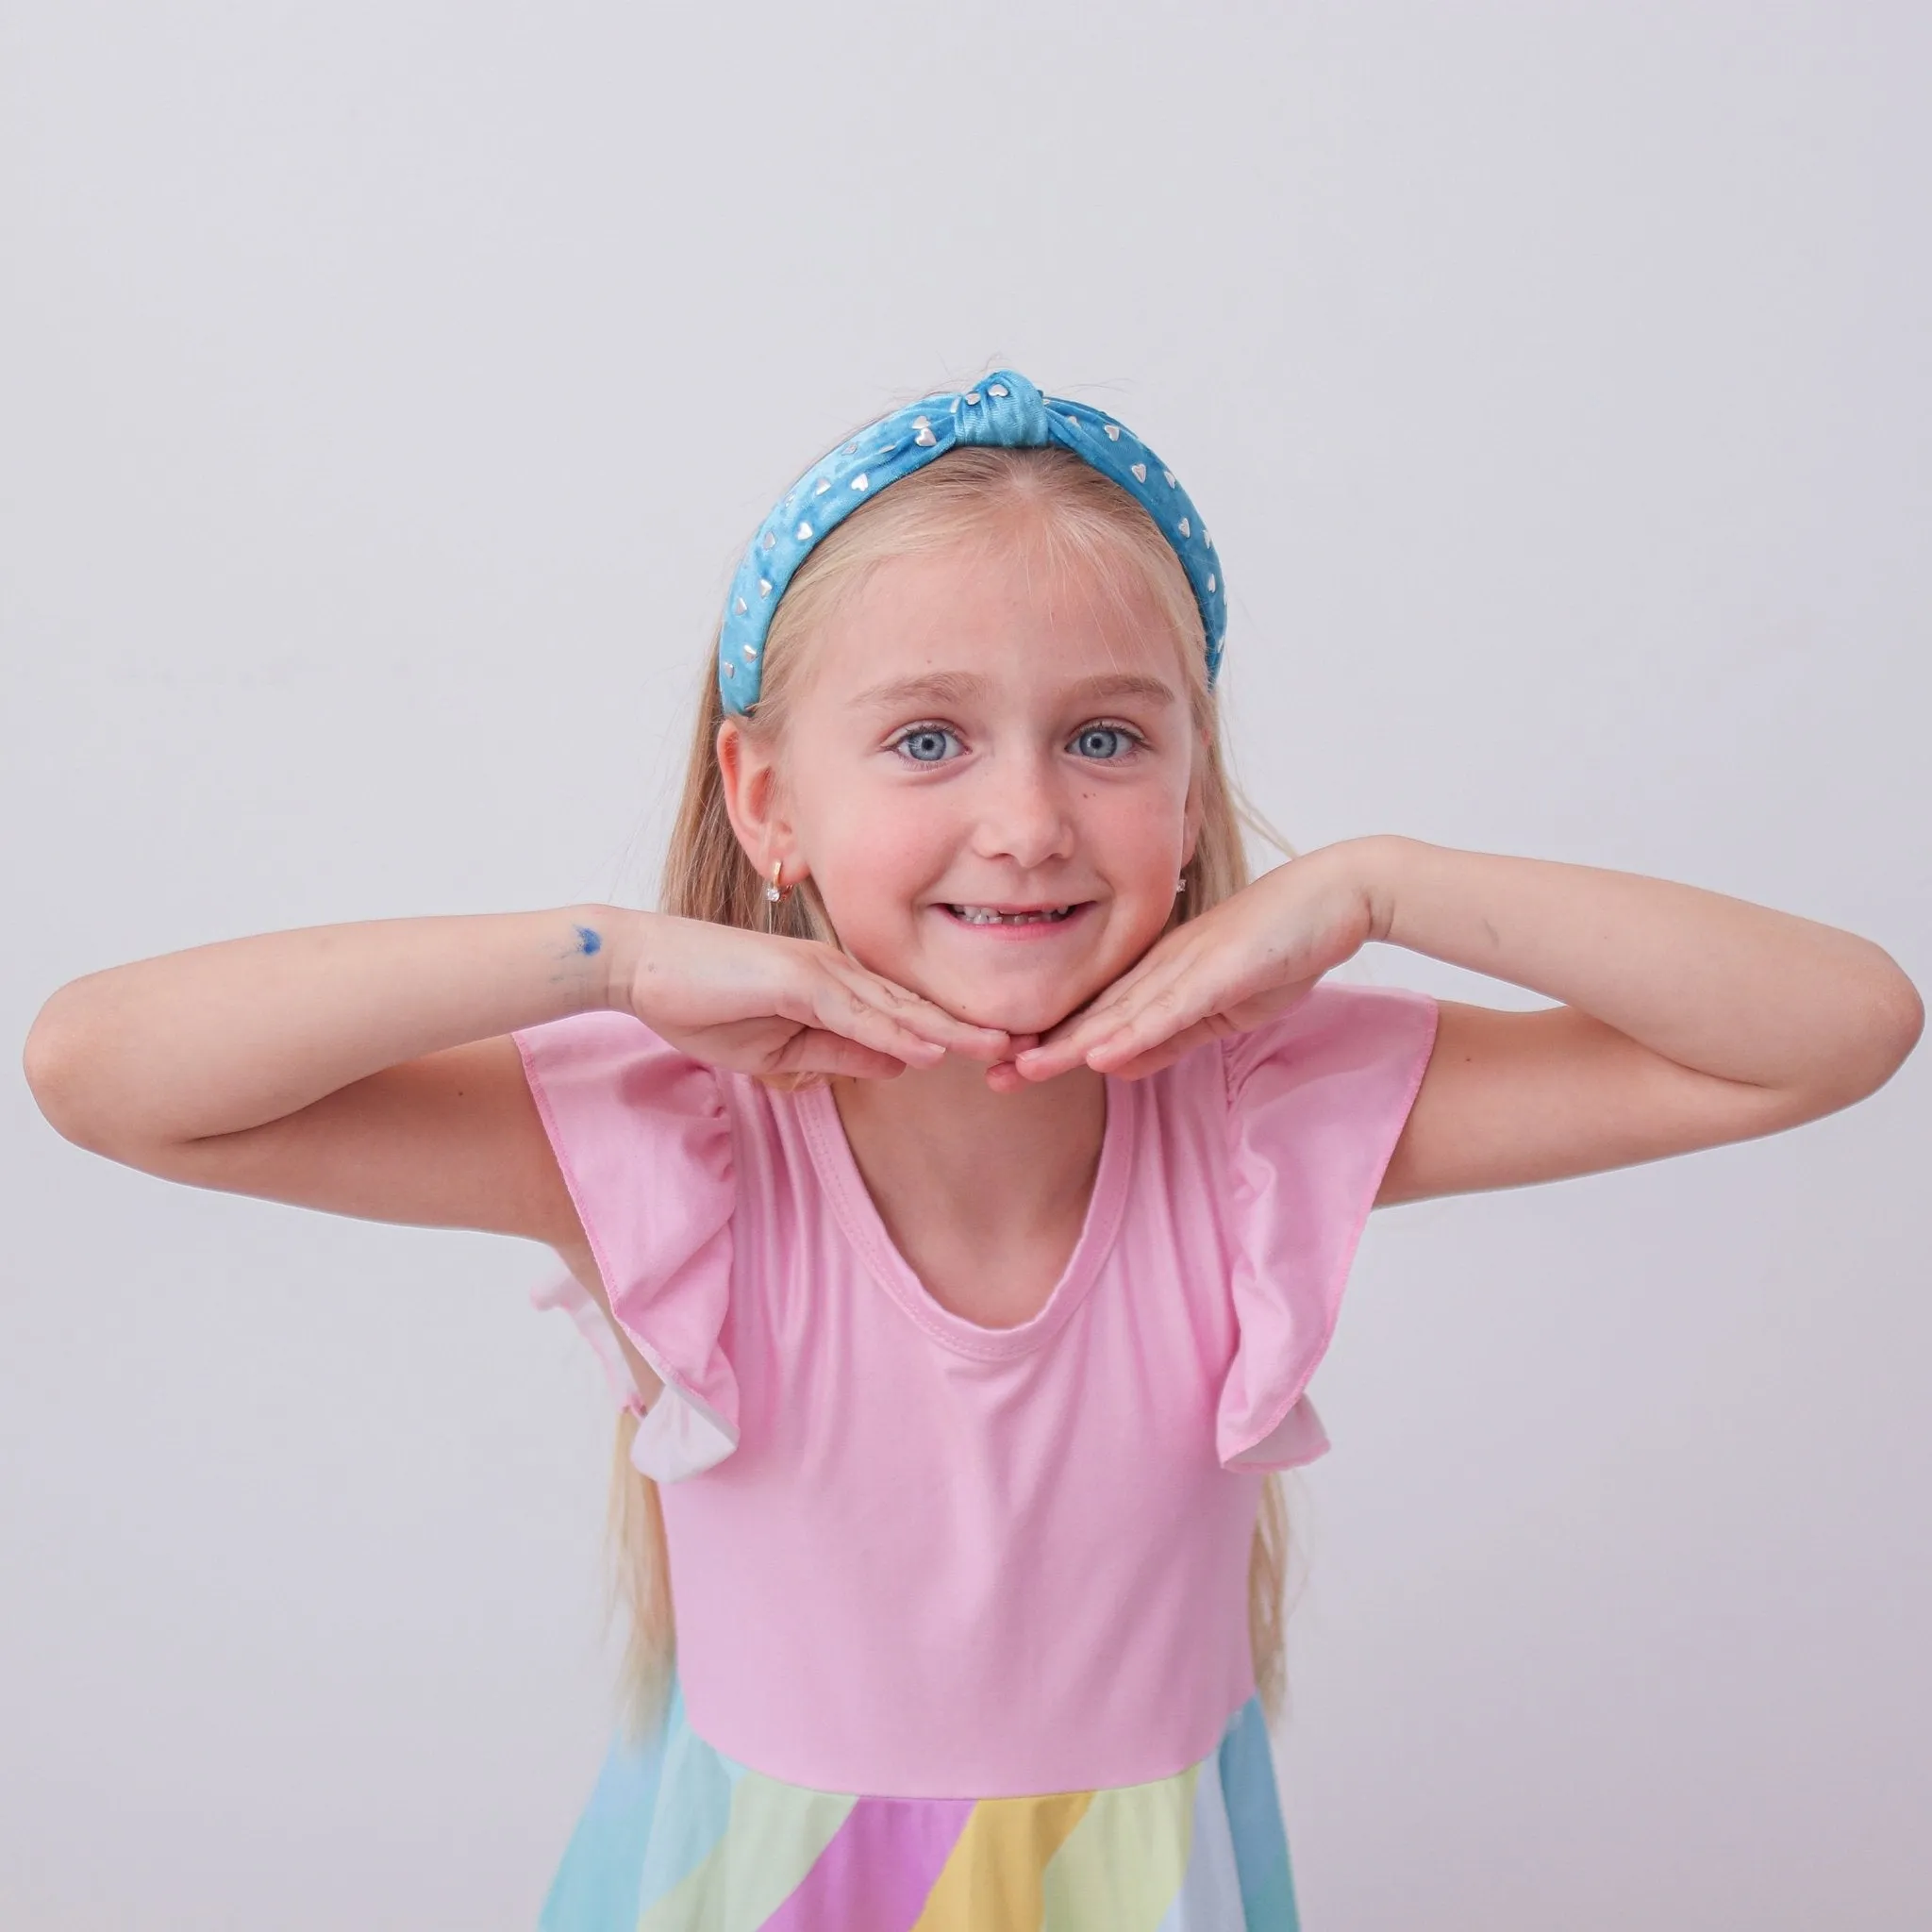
{"left": 514, "top": 980, "right": 1438, "bottom": 1798}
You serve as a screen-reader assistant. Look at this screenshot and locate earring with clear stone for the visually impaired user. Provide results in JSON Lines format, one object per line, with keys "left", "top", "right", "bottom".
{"left": 765, "top": 859, "right": 786, "bottom": 904}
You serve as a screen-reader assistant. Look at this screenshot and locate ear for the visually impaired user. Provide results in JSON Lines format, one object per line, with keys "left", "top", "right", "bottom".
{"left": 716, "top": 718, "right": 793, "bottom": 875}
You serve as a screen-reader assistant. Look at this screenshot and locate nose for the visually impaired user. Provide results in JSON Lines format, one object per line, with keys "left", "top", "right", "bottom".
{"left": 968, "top": 748, "right": 1076, "bottom": 872}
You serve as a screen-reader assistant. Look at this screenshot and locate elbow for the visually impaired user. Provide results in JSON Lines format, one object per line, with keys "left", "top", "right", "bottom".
{"left": 1814, "top": 952, "right": 1924, "bottom": 1112}
{"left": 21, "top": 991, "right": 117, "bottom": 1154}
{"left": 1862, "top": 951, "right": 1924, "bottom": 1085}
{"left": 1874, "top": 958, "right": 1925, "bottom": 1081}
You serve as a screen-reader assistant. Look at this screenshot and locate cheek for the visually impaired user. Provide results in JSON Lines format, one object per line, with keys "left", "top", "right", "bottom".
{"left": 797, "top": 773, "right": 948, "bottom": 924}
{"left": 1084, "top": 777, "right": 1192, "bottom": 877}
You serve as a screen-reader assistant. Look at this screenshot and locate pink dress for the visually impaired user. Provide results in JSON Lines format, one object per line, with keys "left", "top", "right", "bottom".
{"left": 513, "top": 980, "right": 1439, "bottom": 1930}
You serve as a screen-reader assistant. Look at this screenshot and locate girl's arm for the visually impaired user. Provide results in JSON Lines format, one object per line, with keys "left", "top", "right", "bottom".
{"left": 25, "top": 903, "right": 1004, "bottom": 1405}
{"left": 1362, "top": 838, "right": 1922, "bottom": 1203}
{"left": 22, "top": 906, "right": 637, "bottom": 1243}
{"left": 1014, "top": 836, "right": 1923, "bottom": 1204}
{"left": 23, "top": 905, "right": 1001, "bottom": 1238}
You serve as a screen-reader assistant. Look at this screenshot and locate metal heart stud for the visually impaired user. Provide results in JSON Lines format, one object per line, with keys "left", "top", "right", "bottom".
{"left": 1104, "top": 425, "right": 1122, "bottom": 441}
{"left": 735, "top": 596, "right": 747, "bottom": 613}
{"left": 814, "top": 478, "right": 831, "bottom": 494}
{"left": 794, "top": 521, "right": 812, "bottom": 541}
{"left": 988, "top": 382, "right": 1008, "bottom": 397}
{"left": 851, "top": 473, "right": 869, "bottom": 491}
{"left": 1178, "top": 517, "right": 1191, "bottom": 537}
{"left": 1131, "top": 461, "right": 1147, "bottom": 482}
{"left": 758, "top": 578, "right": 772, "bottom": 596}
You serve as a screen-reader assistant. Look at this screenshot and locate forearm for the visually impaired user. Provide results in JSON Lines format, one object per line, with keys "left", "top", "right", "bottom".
{"left": 24, "top": 903, "right": 646, "bottom": 1150}
{"left": 1353, "top": 835, "right": 1923, "bottom": 1100}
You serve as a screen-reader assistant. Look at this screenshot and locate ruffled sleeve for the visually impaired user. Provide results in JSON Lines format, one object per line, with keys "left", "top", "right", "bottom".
{"left": 512, "top": 1009, "right": 739, "bottom": 1484}
{"left": 1216, "top": 981, "right": 1440, "bottom": 1473}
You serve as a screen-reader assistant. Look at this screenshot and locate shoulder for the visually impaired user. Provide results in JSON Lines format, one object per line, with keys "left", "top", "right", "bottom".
{"left": 510, "top": 1011, "right": 742, "bottom": 1226}
{"left": 512, "top": 1009, "right": 729, "bottom": 1134}
{"left": 1125, "top": 981, "right": 1438, "bottom": 1218}
{"left": 1219, "top": 978, "right": 1440, "bottom": 1104}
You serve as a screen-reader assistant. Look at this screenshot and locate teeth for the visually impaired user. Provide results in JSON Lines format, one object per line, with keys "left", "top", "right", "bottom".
{"left": 948, "top": 906, "right": 1073, "bottom": 925}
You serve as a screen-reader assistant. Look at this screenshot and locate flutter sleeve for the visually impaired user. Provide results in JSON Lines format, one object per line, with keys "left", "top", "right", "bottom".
{"left": 1216, "top": 980, "right": 1440, "bottom": 1473}
{"left": 512, "top": 1009, "right": 739, "bottom": 1484}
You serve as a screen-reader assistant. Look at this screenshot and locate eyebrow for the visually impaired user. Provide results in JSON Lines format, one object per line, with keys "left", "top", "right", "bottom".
{"left": 851, "top": 670, "right": 1180, "bottom": 710}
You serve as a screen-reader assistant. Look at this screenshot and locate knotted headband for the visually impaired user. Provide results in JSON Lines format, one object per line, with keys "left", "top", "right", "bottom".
{"left": 718, "top": 369, "right": 1225, "bottom": 715}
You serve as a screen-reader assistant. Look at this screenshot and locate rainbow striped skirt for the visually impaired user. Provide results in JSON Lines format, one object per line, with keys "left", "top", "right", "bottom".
{"left": 539, "top": 1680, "right": 1300, "bottom": 1929}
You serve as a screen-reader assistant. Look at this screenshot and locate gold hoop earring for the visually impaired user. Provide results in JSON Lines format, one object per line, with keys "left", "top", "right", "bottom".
{"left": 764, "top": 859, "right": 787, "bottom": 904}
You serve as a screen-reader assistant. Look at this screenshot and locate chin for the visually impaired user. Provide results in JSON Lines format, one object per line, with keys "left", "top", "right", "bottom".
{"left": 926, "top": 975, "right": 1103, "bottom": 1041}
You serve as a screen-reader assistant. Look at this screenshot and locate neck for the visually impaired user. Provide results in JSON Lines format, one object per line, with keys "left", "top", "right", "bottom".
{"left": 829, "top": 1057, "right": 1108, "bottom": 1324}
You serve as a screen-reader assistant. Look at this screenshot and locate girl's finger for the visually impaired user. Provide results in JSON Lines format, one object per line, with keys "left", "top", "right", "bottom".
{"left": 805, "top": 983, "right": 950, "bottom": 1068}
{"left": 1015, "top": 956, "right": 1201, "bottom": 1079}
{"left": 1066, "top": 959, "right": 1251, "bottom": 1076}
{"left": 824, "top": 960, "right": 1011, "bottom": 1062}
{"left": 1066, "top": 933, "right": 1193, "bottom": 1026}
{"left": 1080, "top": 980, "right": 1216, "bottom": 1072}
{"left": 979, "top": 1033, "right": 1045, "bottom": 1095}
{"left": 779, "top": 1031, "right": 916, "bottom": 1081}
{"left": 1091, "top": 1019, "right": 1221, "bottom": 1081}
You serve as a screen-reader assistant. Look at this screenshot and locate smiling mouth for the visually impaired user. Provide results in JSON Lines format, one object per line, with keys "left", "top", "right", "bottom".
{"left": 943, "top": 904, "right": 1083, "bottom": 926}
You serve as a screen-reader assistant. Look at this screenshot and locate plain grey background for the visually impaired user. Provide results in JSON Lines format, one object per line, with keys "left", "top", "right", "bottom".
{"left": 5, "top": 4, "right": 1927, "bottom": 1926}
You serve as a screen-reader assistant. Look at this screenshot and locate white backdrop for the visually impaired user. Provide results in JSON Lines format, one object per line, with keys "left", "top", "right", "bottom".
{"left": 4, "top": 5, "right": 1927, "bottom": 1926}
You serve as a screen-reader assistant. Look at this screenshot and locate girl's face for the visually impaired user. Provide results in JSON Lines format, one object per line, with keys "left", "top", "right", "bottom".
{"left": 725, "top": 530, "right": 1203, "bottom": 1039}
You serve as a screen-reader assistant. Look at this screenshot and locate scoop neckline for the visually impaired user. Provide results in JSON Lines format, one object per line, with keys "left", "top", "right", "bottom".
{"left": 795, "top": 1074, "right": 1136, "bottom": 1361}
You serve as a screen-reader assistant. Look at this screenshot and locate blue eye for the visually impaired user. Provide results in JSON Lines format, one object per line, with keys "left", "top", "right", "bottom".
{"left": 893, "top": 724, "right": 960, "bottom": 764}
{"left": 1071, "top": 724, "right": 1137, "bottom": 760}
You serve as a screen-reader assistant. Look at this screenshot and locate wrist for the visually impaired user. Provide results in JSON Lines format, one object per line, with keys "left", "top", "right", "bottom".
{"left": 569, "top": 904, "right": 654, "bottom": 1014}
{"left": 1335, "top": 835, "right": 1428, "bottom": 947}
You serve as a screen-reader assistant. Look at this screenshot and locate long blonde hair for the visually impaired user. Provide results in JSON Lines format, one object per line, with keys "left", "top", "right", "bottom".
{"left": 612, "top": 441, "right": 1300, "bottom": 1737}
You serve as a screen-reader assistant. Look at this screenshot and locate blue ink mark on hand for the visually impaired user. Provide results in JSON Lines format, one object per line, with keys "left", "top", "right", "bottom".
{"left": 573, "top": 924, "right": 603, "bottom": 956}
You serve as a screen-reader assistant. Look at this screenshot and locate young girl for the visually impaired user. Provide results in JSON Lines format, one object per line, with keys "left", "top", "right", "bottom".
{"left": 25, "top": 370, "right": 1921, "bottom": 1929}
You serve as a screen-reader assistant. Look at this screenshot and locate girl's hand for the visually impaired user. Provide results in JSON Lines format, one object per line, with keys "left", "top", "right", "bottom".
{"left": 1009, "top": 846, "right": 1378, "bottom": 1083}
{"left": 621, "top": 913, "right": 1011, "bottom": 1080}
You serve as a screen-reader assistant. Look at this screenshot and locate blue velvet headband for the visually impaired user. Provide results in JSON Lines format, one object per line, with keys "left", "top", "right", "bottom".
{"left": 718, "top": 370, "right": 1225, "bottom": 715}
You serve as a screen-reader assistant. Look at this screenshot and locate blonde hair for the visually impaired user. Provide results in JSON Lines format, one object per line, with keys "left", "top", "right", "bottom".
{"left": 612, "top": 441, "right": 1301, "bottom": 1739}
